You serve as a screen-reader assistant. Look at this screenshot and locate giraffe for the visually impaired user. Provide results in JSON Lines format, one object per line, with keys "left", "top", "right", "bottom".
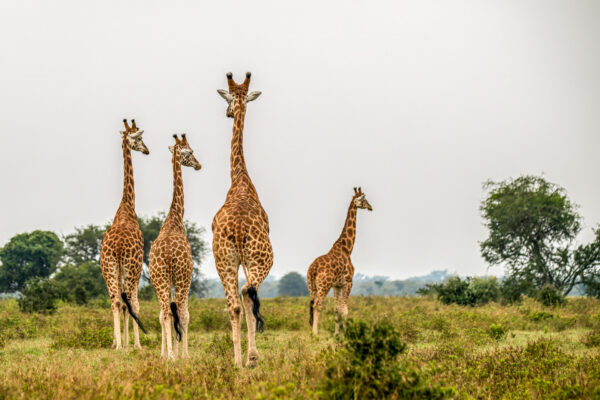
{"left": 307, "top": 187, "right": 373, "bottom": 336}
{"left": 100, "top": 119, "right": 149, "bottom": 350}
{"left": 214, "top": 72, "right": 273, "bottom": 368}
{"left": 149, "top": 134, "right": 201, "bottom": 360}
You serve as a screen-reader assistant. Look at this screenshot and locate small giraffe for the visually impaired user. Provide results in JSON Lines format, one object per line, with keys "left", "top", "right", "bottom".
{"left": 214, "top": 72, "right": 273, "bottom": 368}
{"left": 100, "top": 119, "right": 149, "bottom": 350}
{"left": 307, "top": 187, "right": 373, "bottom": 335}
{"left": 149, "top": 134, "right": 201, "bottom": 360}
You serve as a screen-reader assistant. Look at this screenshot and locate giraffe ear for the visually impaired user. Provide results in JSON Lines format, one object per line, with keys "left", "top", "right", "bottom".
{"left": 169, "top": 145, "right": 174, "bottom": 153}
{"left": 246, "top": 91, "right": 261, "bottom": 102}
{"left": 217, "top": 89, "right": 234, "bottom": 103}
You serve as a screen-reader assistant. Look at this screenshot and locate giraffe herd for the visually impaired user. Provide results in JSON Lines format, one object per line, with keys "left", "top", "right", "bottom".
{"left": 100, "top": 72, "right": 372, "bottom": 367}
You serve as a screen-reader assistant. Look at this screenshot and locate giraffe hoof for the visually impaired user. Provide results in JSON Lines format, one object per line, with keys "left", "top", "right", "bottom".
{"left": 134, "top": 344, "right": 142, "bottom": 350}
{"left": 247, "top": 352, "right": 259, "bottom": 368}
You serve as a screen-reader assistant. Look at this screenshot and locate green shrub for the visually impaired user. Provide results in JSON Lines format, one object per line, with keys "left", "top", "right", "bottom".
{"left": 426, "top": 276, "right": 500, "bottom": 306}
{"left": 51, "top": 318, "right": 113, "bottom": 349}
{"left": 499, "top": 275, "right": 533, "bottom": 304}
{"left": 536, "top": 284, "right": 565, "bottom": 307}
{"left": 489, "top": 324, "right": 506, "bottom": 340}
{"left": 469, "top": 277, "right": 500, "bottom": 305}
{"left": 530, "top": 311, "right": 554, "bottom": 321}
{"left": 321, "top": 319, "right": 454, "bottom": 399}
{"left": 18, "top": 278, "right": 64, "bottom": 314}
{"left": 138, "top": 284, "right": 157, "bottom": 301}
{"left": 583, "top": 330, "right": 600, "bottom": 348}
{"left": 52, "top": 262, "right": 107, "bottom": 304}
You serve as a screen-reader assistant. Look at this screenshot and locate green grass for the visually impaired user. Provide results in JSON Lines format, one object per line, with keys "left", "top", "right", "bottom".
{"left": 1, "top": 296, "right": 600, "bottom": 399}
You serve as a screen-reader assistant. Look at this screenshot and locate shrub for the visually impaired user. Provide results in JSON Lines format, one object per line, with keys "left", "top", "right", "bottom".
{"left": 138, "top": 284, "right": 157, "bottom": 301}
{"left": 536, "top": 284, "right": 565, "bottom": 307}
{"left": 499, "top": 275, "right": 533, "bottom": 304}
{"left": 320, "top": 319, "right": 454, "bottom": 399}
{"left": 426, "top": 276, "right": 500, "bottom": 306}
{"left": 52, "top": 262, "right": 107, "bottom": 304}
{"left": 18, "top": 278, "right": 64, "bottom": 314}
{"left": 469, "top": 277, "right": 500, "bottom": 305}
{"left": 489, "top": 324, "right": 506, "bottom": 340}
{"left": 51, "top": 318, "right": 113, "bottom": 349}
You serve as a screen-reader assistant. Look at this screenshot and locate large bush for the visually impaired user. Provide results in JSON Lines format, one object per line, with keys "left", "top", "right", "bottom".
{"left": 321, "top": 319, "right": 454, "bottom": 399}
{"left": 52, "top": 262, "right": 107, "bottom": 304}
{"left": 422, "top": 276, "right": 500, "bottom": 306}
{"left": 18, "top": 278, "right": 64, "bottom": 314}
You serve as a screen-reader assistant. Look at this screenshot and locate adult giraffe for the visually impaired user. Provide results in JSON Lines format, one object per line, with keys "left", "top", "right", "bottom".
{"left": 100, "top": 119, "right": 149, "bottom": 350}
{"left": 214, "top": 72, "right": 272, "bottom": 368}
{"left": 307, "top": 187, "right": 373, "bottom": 336}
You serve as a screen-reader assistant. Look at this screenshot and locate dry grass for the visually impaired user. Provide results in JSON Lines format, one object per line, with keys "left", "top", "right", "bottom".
{"left": 1, "top": 296, "right": 600, "bottom": 399}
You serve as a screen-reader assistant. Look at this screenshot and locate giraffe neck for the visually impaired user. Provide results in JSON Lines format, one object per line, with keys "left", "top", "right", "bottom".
{"left": 116, "top": 137, "right": 137, "bottom": 221}
{"left": 334, "top": 199, "right": 358, "bottom": 254}
{"left": 164, "top": 145, "right": 185, "bottom": 230}
{"left": 230, "top": 101, "right": 249, "bottom": 183}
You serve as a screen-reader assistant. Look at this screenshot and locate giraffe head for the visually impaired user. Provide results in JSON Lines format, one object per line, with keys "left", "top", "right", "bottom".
{"left": 121, "top": 119, "right": 150, "bottom": 155}
{"left": 169, "top": 134, "right": 202, "bottom": 170}
{"left": 217, "top": 72, "right": 261, "bottom": 118}
{"left": 353, "top": 187, "right": 373, "bottom": 211}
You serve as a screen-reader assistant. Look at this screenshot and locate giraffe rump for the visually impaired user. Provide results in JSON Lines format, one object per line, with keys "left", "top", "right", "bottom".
{"left": 247, "top": 286, "right": 264, "bottom": 332}
{"left": 170, "top": 302, "right": 182, "bottom": 342}
{"left": 121, "top": 292, "right": 147, "bottom": 334}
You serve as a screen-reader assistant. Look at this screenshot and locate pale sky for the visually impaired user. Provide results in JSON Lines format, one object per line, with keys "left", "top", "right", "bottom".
{"left": 0, "top": 1, "right": 599, "bottom": 280}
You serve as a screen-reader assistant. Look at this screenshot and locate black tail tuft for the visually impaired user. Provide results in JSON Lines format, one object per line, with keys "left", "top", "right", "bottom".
{"left": 247, "top": 286, "right": 264, "bottom": 333}
{"left": 121, "top": 292, "right": 147, "bottom": 334}
{"left": 309, "top": 299, "right": 314, "bottom": 326}
{"left": 170, "top": 302, "right": 182, "bottom": 342}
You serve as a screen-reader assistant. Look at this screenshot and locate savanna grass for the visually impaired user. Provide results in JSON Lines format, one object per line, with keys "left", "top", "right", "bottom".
{"left": 1, "top": 296, "right": 600, "bottom": 399}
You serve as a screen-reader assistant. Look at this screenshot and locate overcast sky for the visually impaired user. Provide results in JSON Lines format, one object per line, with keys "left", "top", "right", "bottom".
{"left": 0, "top": 1, "right": 598, "bottom": 280}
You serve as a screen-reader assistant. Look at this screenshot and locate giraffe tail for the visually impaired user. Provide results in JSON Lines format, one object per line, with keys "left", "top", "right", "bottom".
{"left": 309, "top": 299, "right": 314, "bottom": 326}
{"left": 170, "top": 302, "right": 182, "bottom": 342}
{"left": 247, "top": 286, "right": 265, "bottom": 333}
{"left": 121, "top": 292, "right": 147, "bottom": 334}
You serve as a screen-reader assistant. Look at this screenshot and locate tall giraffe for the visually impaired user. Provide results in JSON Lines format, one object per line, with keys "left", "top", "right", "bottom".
{"left": 100, "top": 119, "right": 149, "bottom": 350}
{"left": 149, "top": 134, "right": 201, "bottom": 360}
{"left": 214, "top": 72, "right": 272, "bottom": 368}
{"left": 307, "top": 187, "right": 372, "bottom": 335}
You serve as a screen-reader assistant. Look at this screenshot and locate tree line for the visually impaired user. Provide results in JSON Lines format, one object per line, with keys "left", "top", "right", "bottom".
{"left": 1, "top": 174, "right": 599, "bottom": 312}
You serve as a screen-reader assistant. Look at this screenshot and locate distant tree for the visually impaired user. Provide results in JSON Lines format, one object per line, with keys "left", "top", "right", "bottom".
{"left": 480, "top": 175, "right": 600, "bottom": 297}
{"left": 53, "top": 261, "right": 108, "bottom": 304}
{"left": 0, "top": 230, "right": 64, "bottom": 292}
{"left": 278, "top": 272, "right": 309, "bottom": 297}
{"left": 138, "top": 214, "right": 209, "bottom": 296}
{"left": 63, "top": 224, "right": 106, "bottom": 265}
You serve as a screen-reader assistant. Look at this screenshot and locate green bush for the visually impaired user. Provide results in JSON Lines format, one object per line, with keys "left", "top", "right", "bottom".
{"left": 469, "top": 277, "right": 500, "bottom": 305}
{"left": 18, "top": 278, "right": 64, "bottom": 314}
{"left": 52, "top": 262, "right": 107, "bottom": 304}
{"left": 489, "top": 324, "right": 506, "bottom": 340}
{"left": 425, "top": 276, "right": 500, "bottom": 306}
{"left": 51, "top": 318, "right": 113, "bottom": 349}
{"left": 499, "top": 275, "right": 533, "bottom": 304}
{"left": 321, "top": 319, "right": 454, "bottom": 399}
{"left": 138, "top": 284, "right": 157, "bottom": 301}
{"left": 536, "top": 284, "right": 565, "bottom": 307}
